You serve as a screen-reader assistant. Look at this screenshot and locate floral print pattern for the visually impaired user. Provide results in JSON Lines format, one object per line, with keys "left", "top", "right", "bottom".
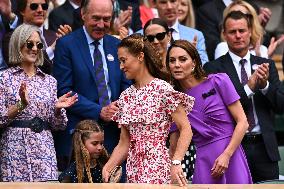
{"left": 0, "top": 66, "right": 67, "bottom": 181}
{"left": 112, "top": 78, "right": 194, "bottom": 184}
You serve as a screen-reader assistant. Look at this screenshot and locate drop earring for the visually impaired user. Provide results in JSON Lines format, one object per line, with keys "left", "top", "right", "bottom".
{"left": 191, "top": 67, "right": 195, "bottom": 73}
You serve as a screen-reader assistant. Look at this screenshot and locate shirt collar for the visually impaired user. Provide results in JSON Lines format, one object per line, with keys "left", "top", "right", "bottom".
{"left": 229, "top": 50, "right": 251, "bottom": 65}
{"left": 69, "top": 0, "right": 80, "bottom": 9}
{"left": 83, "top": 26, "right": 104, "bottom": 46}
{"left": 170, "top": 19, "right": 180, "bottom": 34}
{"left": 10, "top": 66, "right": 46, "bottom": 77}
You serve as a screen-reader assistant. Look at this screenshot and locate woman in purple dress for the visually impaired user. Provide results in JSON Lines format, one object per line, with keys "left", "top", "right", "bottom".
{"left": 167, "top": 40, "right": 252, "bottom": 184}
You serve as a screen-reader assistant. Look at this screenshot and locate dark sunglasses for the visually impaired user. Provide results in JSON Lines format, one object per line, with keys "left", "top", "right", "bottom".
{"left": 30, "top": 3, "right": 49, "bottom": 11}
{"left": 26, "top": 41, "right": 44, "bottom": 50}
{"left": 146, "top": 32, "right": 167, "bottom": 42}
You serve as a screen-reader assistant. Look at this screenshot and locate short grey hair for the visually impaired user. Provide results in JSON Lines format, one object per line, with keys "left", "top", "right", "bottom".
{"left": 9, "top": 23, "right": 44, "bottom": 66}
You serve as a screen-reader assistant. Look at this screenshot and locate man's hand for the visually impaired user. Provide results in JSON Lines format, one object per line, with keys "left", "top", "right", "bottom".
{"left": 100, "top": 101, "right": 119, "bottom": 122}
{"left": 256, "top": 63, "right": 269, "bottom": 89}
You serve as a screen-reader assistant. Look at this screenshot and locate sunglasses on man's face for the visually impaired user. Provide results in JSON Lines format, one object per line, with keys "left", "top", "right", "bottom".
{"left": 29, "top": 3, "right": 49, "bottom": 11}
{"left": 26, "top": 41, "right": 44, "bottom": 50}
{"left": 146, "top": 32, "right": 167, "bottom": 42}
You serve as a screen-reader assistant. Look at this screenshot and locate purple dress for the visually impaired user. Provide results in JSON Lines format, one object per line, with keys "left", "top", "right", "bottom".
{"left": 182, "top": 73, "right": 252, "bottom": 184}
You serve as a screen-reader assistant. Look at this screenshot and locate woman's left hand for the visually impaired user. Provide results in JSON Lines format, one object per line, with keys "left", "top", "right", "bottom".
{"left": 55, "top": 91, "right": 78, "bottom": 109}
{"left": 211, "top": 152, "right": 230, "bottom": 178}
{"left": 170, "top": 164, "right": 187, "bottom": 187}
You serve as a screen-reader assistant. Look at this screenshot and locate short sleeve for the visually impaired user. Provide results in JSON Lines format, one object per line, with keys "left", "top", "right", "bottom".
{"left": 210, "top": 73, "right": 240, "bottom": 106}
{"left": 161, "top": 88, "right": 195, "bottom": 117}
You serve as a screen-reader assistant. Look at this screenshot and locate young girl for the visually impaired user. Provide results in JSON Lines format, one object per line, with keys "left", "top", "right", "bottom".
{"left": 59, "top": 120, "right": 113, "bottom": 183}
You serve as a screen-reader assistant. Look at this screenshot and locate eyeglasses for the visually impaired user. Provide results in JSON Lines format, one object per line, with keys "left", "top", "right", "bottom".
{"left": 29, "top": 3, "right": 49, "bottom": 11}
{"left": 146, "top": 32, "right": 167, "bottom": 42}
{"left": 26, "top": 41, "right": 44, "bottom": 50}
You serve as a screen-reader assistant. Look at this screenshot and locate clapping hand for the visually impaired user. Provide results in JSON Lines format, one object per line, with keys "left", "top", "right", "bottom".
{"left": 192, "top": 35, "right": 198, "bottom": 47}
{"left": 255, "top": 63, "right": 269, "bottom": 89}
{"left": 268, "top": 35, "right": 284, "bottom": 58}
{"left": 19, "top": 82, "right": 29, "bottom": 106}
{"left": 55, "top": 91, "right": 78, "bottom": 109}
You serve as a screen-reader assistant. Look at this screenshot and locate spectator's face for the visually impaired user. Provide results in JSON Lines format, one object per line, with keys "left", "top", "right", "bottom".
{"left": 155, "top": 0, "right": 179, "bottom": 26}
{"left": 118, "top": 47, "right": 143, "bottom": 80}
{"left": 84, "top": 132, "right": 104, "bottom": 158}
{"left": 223, "top": 18, "right": 251, "bottom": 57}
{"left": 168, "top": 46, "right": 195, "bottom": 81}
{"left": 21, "top": 31, "right": 43, "bottom": 65}
{"left": 81, "top": 0, "right": 113, "bottom": 40}
{"left": 178, "top": 0, "right": 189, "bottom": 22}
{"left": 144, "top": 24, "right": 171, "bottom": 59}
{"left": 21, "top": 0, "right": 48, "bottom": 27}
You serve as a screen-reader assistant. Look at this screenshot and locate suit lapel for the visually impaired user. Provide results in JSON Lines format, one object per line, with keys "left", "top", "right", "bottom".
{"left": 75, "top": 29, "right": 98, "bottom": 82}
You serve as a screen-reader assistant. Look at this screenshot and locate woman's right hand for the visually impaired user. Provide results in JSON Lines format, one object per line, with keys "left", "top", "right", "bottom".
{"left": 19, "top": 82, "right": 29, "bottom": 106}
{"left": 102, "top": 165, "right": 111, "bottom": 183}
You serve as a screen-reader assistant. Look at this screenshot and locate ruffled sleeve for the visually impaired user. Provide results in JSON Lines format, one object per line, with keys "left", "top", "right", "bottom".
{"left": 209, "top": 73, "right": 240, "bottom": 106}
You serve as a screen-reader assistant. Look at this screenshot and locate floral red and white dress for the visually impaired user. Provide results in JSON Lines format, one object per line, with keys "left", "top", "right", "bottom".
{"left": 112, "top": 78, "right": 195, "bottom": 184}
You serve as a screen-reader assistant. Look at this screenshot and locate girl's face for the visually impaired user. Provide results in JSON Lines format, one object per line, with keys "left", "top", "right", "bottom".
{"left": 118, "top": 47, "right": 143, "bottom": 80}
{"left": 168, "top": 47, "right": 195, "bottom": 80}
{"left": 21, "top": 31, "right": 43, "bottom": 65}
{"left": 178, "top": 0, "right": 189, "bottom": 22}
{"left": 84, "top": 132, "right": 104, "bottom": 158}
{"left": 144, "top": 24, "right": 170, "bottom": 57}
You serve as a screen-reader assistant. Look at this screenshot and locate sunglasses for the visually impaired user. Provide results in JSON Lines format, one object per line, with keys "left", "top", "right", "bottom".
{"left": 26, "top": 41, "right": 44, "bottom": 50}
{"left": 146, "top": 32, "right": 167, "bottom": 42}
{"left": 29, "top": 3, "right": 49, "bottom": 11}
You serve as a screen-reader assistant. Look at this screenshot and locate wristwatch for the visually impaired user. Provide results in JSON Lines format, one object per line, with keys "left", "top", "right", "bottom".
{"left": 172, "top": 160, "right": 181, "bottom": 165}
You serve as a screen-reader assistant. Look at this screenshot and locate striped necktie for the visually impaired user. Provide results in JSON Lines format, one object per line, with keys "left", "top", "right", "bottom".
{"left": 240, "top": 59, "right": 256, "bottom": 131}
{"left": 93, "top": 41, "right": 111, "bottom": 106}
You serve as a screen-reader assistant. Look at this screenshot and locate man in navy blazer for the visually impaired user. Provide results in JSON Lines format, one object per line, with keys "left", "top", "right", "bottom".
{"left": 204, "top": 11, "right": 284, "bottom": 183}
{"left": 53, "top": 0, "right": 131, "bottom": 170}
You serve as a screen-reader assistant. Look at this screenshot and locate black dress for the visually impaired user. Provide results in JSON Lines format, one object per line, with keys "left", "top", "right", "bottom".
{"left": 58, "top": 162, "right": 103, "bottom": 183}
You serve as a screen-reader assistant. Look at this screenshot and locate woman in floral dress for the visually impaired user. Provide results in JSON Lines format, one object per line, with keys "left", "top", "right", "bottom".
{"left": 102, "top": 34, "right": 195, "bottom": 186}
{"left": 0, "top": 24, "right": 77, "bottom": 181}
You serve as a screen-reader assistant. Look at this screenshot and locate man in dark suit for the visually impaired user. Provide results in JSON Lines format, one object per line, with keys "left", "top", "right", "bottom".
{"left": 196, "top": 0, "right": 271, "bottom": 61}
{"left": 48, "top": 0, "right": 82, "bottom": 32}
{"left": 204, "top": 11, "right": 284, "bottom": 183}
{"left": 53, "top": 0, "right": 131, "bottom": 172}
{"left": 2, "top": 0, "right": 57, "bottom": 74}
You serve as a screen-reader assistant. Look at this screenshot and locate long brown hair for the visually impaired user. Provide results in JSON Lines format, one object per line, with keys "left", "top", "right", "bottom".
{"left": 73, "top": 120, "right": 109, "bottom": 183}
{"left": 166, "top": 40, "right": 207, "bottom": 92}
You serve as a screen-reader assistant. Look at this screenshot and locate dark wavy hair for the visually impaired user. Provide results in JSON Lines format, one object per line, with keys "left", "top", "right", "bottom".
{"left": 166, "top": 40, "right": 207, "bottom": 92}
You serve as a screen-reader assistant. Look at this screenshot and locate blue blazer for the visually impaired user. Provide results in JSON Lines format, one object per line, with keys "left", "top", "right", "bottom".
{"left": 177, "top": 23, "right": 208, "bottom": 65}
{"left": 53, "top": 28, "right": 131, "bottom": 155}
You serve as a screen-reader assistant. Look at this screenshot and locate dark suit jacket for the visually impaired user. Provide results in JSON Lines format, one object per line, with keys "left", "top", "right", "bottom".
{"left": 204, "top": 53, "right": 284, "bottom": 162}
{"left": 48, "top": 0, "right": 75, "bottom": 31}
{"left": 2, "top": 28, "right": 56, "bottom": 74}
{"left": 53, "top": 28, "right": 131, "bottom": 155}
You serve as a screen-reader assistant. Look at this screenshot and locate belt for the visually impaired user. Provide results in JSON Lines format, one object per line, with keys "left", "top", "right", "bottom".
{"left": 242, "top": 133, "right": 263, "bottom": 144}
{"left": 9, "top": 117, "right": 50, "bottom": 133}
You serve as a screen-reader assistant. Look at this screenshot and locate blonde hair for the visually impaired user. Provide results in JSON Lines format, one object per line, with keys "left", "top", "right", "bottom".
{"left": 73, "top": 120, "right": 109, "bottom": 183}
{"left": 179, "top": 0, "right": 195, "bottom": 28}
{"left": 222, "top": 0, "right": 263, "bottom": 48}
{"left": 9, "top": 23, "right": 44, "bottom": 66}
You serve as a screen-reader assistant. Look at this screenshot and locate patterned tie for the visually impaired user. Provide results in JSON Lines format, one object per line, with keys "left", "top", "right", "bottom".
{"left": 240, "top": 59, "right": 256, "bottom": 131}
{"left": 93, "top": 41, "right": 111, "bottom": 106}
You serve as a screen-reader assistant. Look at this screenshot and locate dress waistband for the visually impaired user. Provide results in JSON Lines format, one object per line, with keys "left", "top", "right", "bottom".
{"left": 9, "top": 117, "right": 50, "bottom": 133}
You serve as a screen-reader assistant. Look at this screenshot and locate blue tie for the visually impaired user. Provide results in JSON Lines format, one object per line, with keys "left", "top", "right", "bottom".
{"left": 93, "top": 41, "right": 111, "bottom": 106}
{"left": 240, "top": 59, "right": 256, "bottom": 131}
